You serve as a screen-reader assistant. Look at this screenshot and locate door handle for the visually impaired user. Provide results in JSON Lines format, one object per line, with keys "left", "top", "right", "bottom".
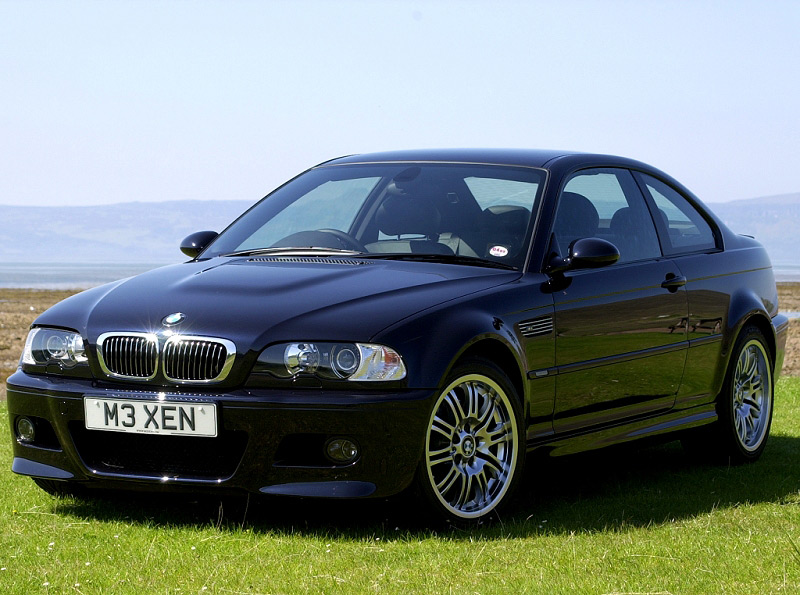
{"left": 661, "top": 274, "right": 687, "bottom": 292}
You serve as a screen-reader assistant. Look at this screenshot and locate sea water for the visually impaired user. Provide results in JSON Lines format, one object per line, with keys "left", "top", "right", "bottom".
{"left": 774, "top": 263, "right": 800, "bottom": 283}
{"left": 0, "top": 262, "right": 171, "bottom": 289}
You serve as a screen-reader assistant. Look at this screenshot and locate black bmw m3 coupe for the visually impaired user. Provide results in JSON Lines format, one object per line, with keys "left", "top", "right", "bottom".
{"left": 7, "top": 149, "right": 789, "bottom": 522}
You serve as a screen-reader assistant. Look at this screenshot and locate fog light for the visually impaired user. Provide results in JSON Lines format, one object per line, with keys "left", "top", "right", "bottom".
{"left": 16, "top": 417, "right": 36, "bottom": 443}
{"left": 325, "top": 437, "right": 359, "bottom": 464}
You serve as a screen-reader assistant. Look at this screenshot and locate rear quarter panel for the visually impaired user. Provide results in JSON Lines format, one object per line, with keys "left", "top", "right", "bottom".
{"left": 673, "top": 237, "right": 779, "bottom": 409}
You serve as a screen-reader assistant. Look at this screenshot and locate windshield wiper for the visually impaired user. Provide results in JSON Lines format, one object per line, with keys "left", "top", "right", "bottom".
{"left": 356, "top": 253, "right": 518, "bottom": 270}
{"left": 222, "top": 247, "right": 362, "bottom": 257}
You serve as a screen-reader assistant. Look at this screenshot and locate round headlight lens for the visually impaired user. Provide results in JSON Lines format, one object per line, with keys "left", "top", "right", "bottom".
{"left": 45, "top": 334, "right": 68, "bottom": 359}
{"left": 331, "top": 345, "right": 360, "bottom": 378}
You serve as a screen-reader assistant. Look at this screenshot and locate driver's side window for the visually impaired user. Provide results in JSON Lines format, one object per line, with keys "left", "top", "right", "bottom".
{"left": 554, "top": 168, "right": 661, "bottom": 264}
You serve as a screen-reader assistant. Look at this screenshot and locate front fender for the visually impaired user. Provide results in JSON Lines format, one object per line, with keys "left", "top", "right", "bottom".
{"left": 375, "top": 303, "right": 526, "bottom": 392}
{"left": 372, "top": 276, "right": 555, "bottom": 427}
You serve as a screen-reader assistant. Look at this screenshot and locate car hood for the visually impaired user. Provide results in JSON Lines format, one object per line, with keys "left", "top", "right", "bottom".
{"left": 35, "top": 257, "right": 520, "bottom": 352}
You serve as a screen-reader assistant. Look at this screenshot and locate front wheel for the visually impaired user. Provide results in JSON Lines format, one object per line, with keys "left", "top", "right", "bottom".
{"left": 415, "top": 358, "right": 524, "bottom": 523}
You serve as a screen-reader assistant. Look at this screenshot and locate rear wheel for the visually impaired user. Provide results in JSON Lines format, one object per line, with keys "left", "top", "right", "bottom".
{"left": 415, "top": 358, "right": 524, "bottom": 523}
{"left": 684, "top": 324, "right": 774, "bottom": 463}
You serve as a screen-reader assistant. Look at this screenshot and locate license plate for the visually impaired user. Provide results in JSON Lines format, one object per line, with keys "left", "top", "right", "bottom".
{"left": 84, "top": 398, "right": 217, "bottom": 437}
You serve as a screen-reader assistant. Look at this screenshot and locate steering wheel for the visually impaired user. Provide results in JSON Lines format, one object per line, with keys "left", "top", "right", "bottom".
{"left": 316, "top": 229, "right": 367, "bottom": 252}
{"left": 271, "top": 229, "right": 367, "bottom": 252}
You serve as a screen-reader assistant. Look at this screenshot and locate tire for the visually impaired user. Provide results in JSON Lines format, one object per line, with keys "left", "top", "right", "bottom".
{"left": 415, "top": 357, "right": 525, "bottom": 523}
{"left": 684, "top": 324, "right": 774, "bottom": 464}
{"left": 33, "top": 478, "right": 86, "bottom": 499}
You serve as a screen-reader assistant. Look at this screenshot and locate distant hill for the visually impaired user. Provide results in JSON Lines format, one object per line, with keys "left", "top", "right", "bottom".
{"left": 710, "top": 193, "right": 799, "bottom": 265}
{"left": 0, "top": 200, "right": 252, "bottom": 264}
{"left": 0, "top": 194, "right": 796, "bottom": 266}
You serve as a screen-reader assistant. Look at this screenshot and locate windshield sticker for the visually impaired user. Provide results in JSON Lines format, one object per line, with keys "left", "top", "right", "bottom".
{"left": 489, "top": 245, "right": 509, "bottom": 257}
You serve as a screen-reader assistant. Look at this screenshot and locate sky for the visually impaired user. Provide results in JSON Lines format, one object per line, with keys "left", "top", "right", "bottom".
{"left": 2, "top": 0, "right": 799, "bottom": 207}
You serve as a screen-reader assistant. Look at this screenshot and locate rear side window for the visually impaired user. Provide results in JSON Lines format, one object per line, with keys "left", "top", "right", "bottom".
{"left": 637, "top": 174, "right": 718, "bottom": 255}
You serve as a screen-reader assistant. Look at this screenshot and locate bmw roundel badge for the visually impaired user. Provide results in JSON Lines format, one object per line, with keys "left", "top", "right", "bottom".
{"left": 162, "top": 312, "right": 186, "bottom": 326}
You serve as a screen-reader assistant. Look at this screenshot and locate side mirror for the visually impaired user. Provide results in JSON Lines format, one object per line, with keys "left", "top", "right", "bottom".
{"left": 180, "top": 230, "right": 218, "bottom": 258}
{"left": 548, "top": 237, "right": 619, "bottom": 274}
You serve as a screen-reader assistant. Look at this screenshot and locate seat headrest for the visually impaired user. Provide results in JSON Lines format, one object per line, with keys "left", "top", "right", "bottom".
{"left": 555, "top": 192, "right": 599, "bottom": 238}
{"left": 484, "top": 205, "right": 530, "bottom": 233}
{"left": 609, "top": 207, "right": 637, "bottom": 232}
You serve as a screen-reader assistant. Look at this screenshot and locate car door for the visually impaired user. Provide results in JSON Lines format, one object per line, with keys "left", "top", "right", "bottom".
{"left": 549, "top": 168, "right": 689, "bottom": 433}
{"left": 633, "top": 171, "right": 727, "bottom": 406}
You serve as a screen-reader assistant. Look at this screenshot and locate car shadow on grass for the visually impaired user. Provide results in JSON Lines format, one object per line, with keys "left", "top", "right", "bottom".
{"left": 48, "top": 434, "right": 800, "bottom": 539}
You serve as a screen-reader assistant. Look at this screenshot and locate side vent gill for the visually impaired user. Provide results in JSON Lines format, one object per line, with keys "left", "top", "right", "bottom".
{"left": 518, "top": 315, "right": 554, "bottom": 338}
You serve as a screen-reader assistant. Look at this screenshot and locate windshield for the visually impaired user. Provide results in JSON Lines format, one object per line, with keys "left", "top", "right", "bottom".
{"left": 203, "top": 163, "right": 546, "bottom": 269}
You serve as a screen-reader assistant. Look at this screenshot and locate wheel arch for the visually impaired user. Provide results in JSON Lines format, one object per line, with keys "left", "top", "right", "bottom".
{"left": 452, "top": 339, "right": 526, "bottom": 406}
{"left": 374, "top": 301, "right": 529, "bottom": 397}
{"left": 710, "top": 290, "right": 777, "bottom": 401}
{"left": 740, "top": 313, "right": 777, "bottom": 367}
{"left": 725, "top": 288, "right": 777, "bottom": 367}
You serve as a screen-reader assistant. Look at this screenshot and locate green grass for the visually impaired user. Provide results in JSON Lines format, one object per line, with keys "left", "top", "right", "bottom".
{"left": 3, "top": 379, "right": 800, "bottom": 593}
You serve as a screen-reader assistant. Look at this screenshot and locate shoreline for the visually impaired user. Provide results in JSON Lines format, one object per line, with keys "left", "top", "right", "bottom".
{"left": 2, "top": 284, "right": 799, "bottom": 401}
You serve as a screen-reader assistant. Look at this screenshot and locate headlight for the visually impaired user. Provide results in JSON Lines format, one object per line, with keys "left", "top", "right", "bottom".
{"left": 22, "top": 328, "right": 88, "bottom": 369}
{"left": 255, "top": 342, "right": 406, "bottom": 381}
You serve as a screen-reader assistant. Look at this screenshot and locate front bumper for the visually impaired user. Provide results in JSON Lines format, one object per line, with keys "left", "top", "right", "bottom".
{"left": 6, "top": 371, "right": 433, "bottom": 499}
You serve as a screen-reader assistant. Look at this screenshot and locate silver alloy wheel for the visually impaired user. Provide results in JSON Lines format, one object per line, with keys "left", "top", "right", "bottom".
{"left": 732, "top": 339, "right": 772, "bottom": 452}
{"left": 425, "top": 373, "right": 519, "bottom": 519}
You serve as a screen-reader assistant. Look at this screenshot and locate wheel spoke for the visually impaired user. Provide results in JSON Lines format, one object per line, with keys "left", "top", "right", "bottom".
{"left": 741, "top": 348, "right": 753, "bottom": 378}
{"left": 431, "top": 415, "right": 455, "bottom": 439}
{"left": 443, "top": 390, "right": 467, "bottom": 425}
{"left": 474, "top": 396, "right": 498, "bottom": 432}
{"left": 742, "top": 395, "right": 761, "bottom": 414}
{"left": 476, "top": 449, "right": 505, "bottom": 477}
{"left": 465, "top": 382, "right": 481, "bottom": 419}
{"left": 747, "top": 348, "right": 759, "bottom": 378}
{"left": 454, "top": 472, "right": 473, "bottom": 509}
{"left": 485, "top": 421, "right": 513, "bottom": 447}
{"left": 427, "top": 446, "right": 453, "bottom": 466}
{"left": 745, "top": 414, "right": 755, "bottom": 441}
{"left": 738, "top": 421, "right": 747, "bottom": 444}
{"left": 473, "top": 468, "right": 490, "bottom": 506}
{"left": 734, "top": 411, "right": 745, "bottom": 442}
{"left": 436, "top": 464, "right": 459, "bottom": 493}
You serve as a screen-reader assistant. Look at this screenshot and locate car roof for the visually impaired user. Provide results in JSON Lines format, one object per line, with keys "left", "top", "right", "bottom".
{"left": 319, "top": 148, "right": 652, "bottom": 171}
{"left": 317, "top": 148, "right": 727, "bottom": 240}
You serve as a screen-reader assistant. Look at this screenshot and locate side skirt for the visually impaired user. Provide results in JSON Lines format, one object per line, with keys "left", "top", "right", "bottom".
{"left": 529, "top": 404, "right": 717, "bottom": 457}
